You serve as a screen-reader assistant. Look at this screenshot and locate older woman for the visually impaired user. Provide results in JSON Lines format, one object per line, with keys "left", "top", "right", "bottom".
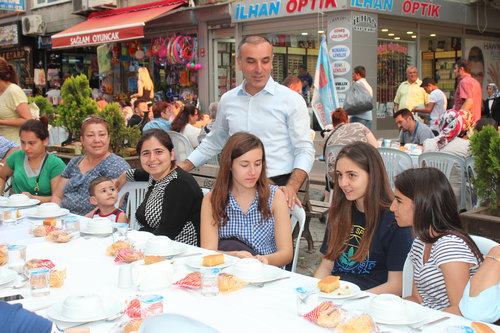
{"left": 0, "top": 57, "right": 31, "bottom": 143}
{"left": 52, "top": 117, "right": 129, "bottom": 215}
{"left": 120, "top": 129, "right": 203, "bottom": 245}
{"left": 0, "top": 118, "right": 65, "bottom": 202}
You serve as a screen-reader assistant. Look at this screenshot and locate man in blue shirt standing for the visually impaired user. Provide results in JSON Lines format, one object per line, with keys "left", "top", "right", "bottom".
{"left": 297, "top": 64, "right": 313, "bottom": 100}
{"left": 178, "top": 36, "right": 314, "bottom": 209}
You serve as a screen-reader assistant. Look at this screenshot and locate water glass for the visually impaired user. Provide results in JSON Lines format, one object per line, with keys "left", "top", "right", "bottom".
{"left": 113, "top": 223, "right": 129, "bottom": 243}
{"left": 201, "top": 267, "right": 220, "bottom": 296}
{"left": 7, "top": 245, "right": 26, "bottom": 273}
{"left": 296, "top": 287, "right": 318, "bottom": 316}
{"left": 2, "top": 208, "right": 18, "bottom": 226}
{"left": 62, "top": 215, "right": 80, "bottom": 236}
{"left": 29, "top": 267, "right": 50, "bottom": 296}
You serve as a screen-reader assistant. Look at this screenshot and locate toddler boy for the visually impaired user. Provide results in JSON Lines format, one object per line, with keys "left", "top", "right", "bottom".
{"left": 85, "top": 176, "right": 128, "bottom": 223}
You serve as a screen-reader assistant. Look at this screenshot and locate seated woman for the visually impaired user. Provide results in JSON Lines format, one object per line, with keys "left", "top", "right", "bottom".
{"left": 170, "top": 104, "right": 200, "bottom": 149}
{"left": 391, "top": 168, "right": 482, "bottom": 315}
{"left": 460, "top": 245, "right": 500, "bottom": 323}
{"left": 52, "top": 117, "right": 130, "bottom": 215}
{"left": 0, "top": 118, "right": 65, "bottom": 202}
{"left": 200, "top": 132, "right": 293, "bottom": 267}
{"left": 123, "top": 129, "right": 203, "bottom": 246}
{"left": 314, "top": 142, "right": 413, "bottom": 294}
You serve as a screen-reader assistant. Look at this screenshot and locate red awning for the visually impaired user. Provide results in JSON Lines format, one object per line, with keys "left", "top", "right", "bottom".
{"left": 51, "top": 0, "right": 186, "bottom": 49}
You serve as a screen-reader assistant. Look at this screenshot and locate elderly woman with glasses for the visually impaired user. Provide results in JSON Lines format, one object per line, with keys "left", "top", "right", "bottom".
{"left": 52, "top": 116, "right": 130, "bottom": 215}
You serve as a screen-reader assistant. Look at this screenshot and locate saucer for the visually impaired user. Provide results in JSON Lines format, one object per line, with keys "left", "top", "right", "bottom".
{"left": 0, "top": 199, "right": 40, "bottom": 208}
{"left": 186, "top": 254, "right": 237, "bottom": 271}
{"left": 318, "top": 280, "right": 361, "bottom": 299}
{"left": 26, "top": 208, "right": 70, "bottom": 219}
{"left": 227, "top": 265, "right": 282, "bottom": 283}
{"left": 47, "top": 298, "right": 122, "bottom": 323}
{"left": 0, "top": 268, "right": 17, "bottom": 286}
{"left": 145, "top": 243, "right": 187, "bottom": 258}
{"left": 80, "top": 227, "right": 113, "bottom": 237}
{"left": 359, "top": 300, "right": 426, "bottom": 325}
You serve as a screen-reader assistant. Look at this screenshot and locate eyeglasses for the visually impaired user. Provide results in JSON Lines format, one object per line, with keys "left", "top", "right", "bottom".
{"left": 83, "top": 116, "right": 107, "bottom": 123}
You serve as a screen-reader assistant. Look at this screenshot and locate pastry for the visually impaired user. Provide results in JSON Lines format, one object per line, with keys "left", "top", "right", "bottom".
{"left": 115, "top": 248, "right": 144, "bottom": 263}
{"left": 317, "top": 275, "right": 340, "bottom": 293}
{"left": 471, "top": 322, "right": 495, "bottom": 333}
{"left": 336, "top": 314, "right": 375, "bottom": 333}
{"left": 144, "top": 256, "right": 166, "bottom": 265}
{"left": 202, "top": 253, "right": 224, "bottom": 267}
{"left": 16, "top": 209, "right": 21, "bottom": 218}
{"left": 26, "top": 259, "right": 55, "bottom": 270}
{"left": 105, "top": 240, "right": 130, "bottom": 256}
{"left": 0, "top": 245, "right": 8, "bottom": 266}
{"left": 124, "top": 318, "right": 144, "bottom": 333}
{"left": 33, "top": 225, "right": 57, "bottom": 237}
{"left": 218, "top": 273, "right": 248, "bottom": 293}
{"left": 43, "top": 218, "right": 57, "bottom": 226}
{"left": 46, "top": 230, "right": 72, "bottom": 243}
{"left": 50, "top": 268, "right": 66, "bottom": 288}
{"left": 317, "top": 306, "right": 343, "bottom": 328}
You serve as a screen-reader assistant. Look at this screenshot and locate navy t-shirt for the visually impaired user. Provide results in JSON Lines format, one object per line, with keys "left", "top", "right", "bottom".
{"left": 0, "top": 302, "right": 54, "bottom": 333}
{"left": 320, "top": 208, "right": 413, "bottom": 290}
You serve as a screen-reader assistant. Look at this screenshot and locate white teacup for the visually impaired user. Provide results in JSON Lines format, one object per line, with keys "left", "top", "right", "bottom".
{"left": 145, "top": 236, "right": 173, "bottom": 255}
{"left": 8, "top": 194, "right": 30, "bottom": 205}
{"left": 369, "top": 293, "right": 407, "bottom": 322}
{"left": 62, "top": 294, "right": 104, "bottom": 319}
{"left": 36, "top": 203, "right": 60, "bottom": 216}
{"left": 234, "top": 258, "right": 264, "bottom": 281}
{"left": 87, "top": 218, "right": 112, "bottom": 233}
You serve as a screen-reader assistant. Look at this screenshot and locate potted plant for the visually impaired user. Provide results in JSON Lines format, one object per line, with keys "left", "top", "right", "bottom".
{"left": 460, "top": 125, "right": 500, "bottom": 242}
{"left": 29, "top": 95, "right": 57, "bottom": 126}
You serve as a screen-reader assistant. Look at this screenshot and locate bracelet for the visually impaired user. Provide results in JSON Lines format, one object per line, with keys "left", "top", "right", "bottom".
{"left": 485, "top": 255, "right": 500, "bottom": 263}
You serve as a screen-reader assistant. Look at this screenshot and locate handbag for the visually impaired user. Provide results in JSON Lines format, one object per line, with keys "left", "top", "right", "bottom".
{"left": 343, "top": 82, "right": 373, "bottom": 116}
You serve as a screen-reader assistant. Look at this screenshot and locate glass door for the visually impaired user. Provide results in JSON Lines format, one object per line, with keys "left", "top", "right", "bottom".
{"left": 211, "top": 38, "right": 235, "bottom": 101}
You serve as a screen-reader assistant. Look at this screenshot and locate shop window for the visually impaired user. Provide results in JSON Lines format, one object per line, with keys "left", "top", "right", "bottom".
{"left": 34, "top": 0, "right": 68, "bottom": 7}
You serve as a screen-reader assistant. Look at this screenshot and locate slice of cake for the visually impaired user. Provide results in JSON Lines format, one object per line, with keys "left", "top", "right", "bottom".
{"left": 202, "top": 253, "right": 224, "bottom": 267}
{"left": 317, "top": 275, "right": 340, "bottom": 293}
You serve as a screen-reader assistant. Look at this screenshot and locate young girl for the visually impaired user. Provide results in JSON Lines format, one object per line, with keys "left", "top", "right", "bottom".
{"left": 200, "top": 132, "right": 293, "bottom": 267}
{"left": 391, "top": 168, "right": 482, "bottom": 315}
{"left": 315, "top": 142, "right": 413, "bottom": 294}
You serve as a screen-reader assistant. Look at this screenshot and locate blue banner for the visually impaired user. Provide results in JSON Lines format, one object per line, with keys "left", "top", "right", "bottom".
{"left": 0, "top": 0, "right": 24, "bottom": 11}
{"left": 311, "top": 35, "right": 339, "bottom": 129}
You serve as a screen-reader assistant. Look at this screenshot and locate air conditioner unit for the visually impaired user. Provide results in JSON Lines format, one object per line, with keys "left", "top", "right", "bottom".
{"left": 22, "top": 15, "right": 46, "bottom": 35}
{"left": 73, "top": 0, "right": 88, "bottom": 13}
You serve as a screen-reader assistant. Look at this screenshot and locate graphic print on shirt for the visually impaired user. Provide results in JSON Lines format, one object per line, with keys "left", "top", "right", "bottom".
{"left": 334, "top": 224, "right": 376, "bottom": 274}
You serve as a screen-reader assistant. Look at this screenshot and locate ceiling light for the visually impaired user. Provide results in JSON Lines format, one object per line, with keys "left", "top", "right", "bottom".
{"left": 394, "top": 37, "right": 401, "bottom": 40}
{"left": 301, "top": 32, "right": 308, "bottom": 36}
{"left": 317, "top": 30, "right": 324, "bottom": 34}
{"left": 407, "top": 31, "right": 413, "bottom": 34}
{"left": 388, "top": 33, "right": 395, "bottom": 36}
{"left": 411, "top": 35, "right": 417, "bottom": 38}
{"left": 430, "top": 33, "right": 436, "bottom": 37}
{"left": 381, "top": 28, "right": 388, "bottom": 32}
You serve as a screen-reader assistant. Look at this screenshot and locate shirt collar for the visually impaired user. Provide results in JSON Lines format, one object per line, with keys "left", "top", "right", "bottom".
{"left": 237, "top": 76, "right": 276, "bottom": 97}
{"left": 228, "top": 191, "right": 258, "bottom": 213}
{"left": 457, "top": 73, "right": 471, "bottom": 83}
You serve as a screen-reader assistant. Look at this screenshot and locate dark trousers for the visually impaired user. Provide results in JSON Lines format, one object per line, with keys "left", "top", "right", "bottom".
{"left": 269, "top": 173, "right": 292, "bottom": 187}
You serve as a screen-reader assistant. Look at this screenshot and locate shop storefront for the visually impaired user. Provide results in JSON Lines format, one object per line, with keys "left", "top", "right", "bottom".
{"left": 229, "top": 0, "right": 500, "bottom": 133}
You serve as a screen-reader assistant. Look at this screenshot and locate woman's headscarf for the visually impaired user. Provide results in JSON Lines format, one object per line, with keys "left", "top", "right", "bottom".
{"left": 487, "top": 83, "right": 500, "bottom": 100}
{"left": 436, "top": 109, "right": 474, "bottom": 150}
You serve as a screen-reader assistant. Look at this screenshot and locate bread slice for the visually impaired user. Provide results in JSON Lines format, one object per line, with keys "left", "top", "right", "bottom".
{"left": 43, "top": 218, "right": 57, "bottom": 226}
{"left": 202, "top": 253, "right": 224, "bottom": 267}
{"left": 317, "top": 275, "right": 341, "bottom": 293}
{"left": 144, "top": 256, "right": 166, "bottom": 265}
{"left": 471, "top": 322, "right": 495, "bottom": 333}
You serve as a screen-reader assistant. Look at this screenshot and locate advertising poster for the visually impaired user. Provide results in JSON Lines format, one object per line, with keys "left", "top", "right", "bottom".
{"left": 464, "top": 39, "right": 500, "bottom": 99}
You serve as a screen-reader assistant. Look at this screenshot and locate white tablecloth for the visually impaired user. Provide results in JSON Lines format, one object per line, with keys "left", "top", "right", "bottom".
{"left": 1, "top": 215, "right": 498, "bottom": 333}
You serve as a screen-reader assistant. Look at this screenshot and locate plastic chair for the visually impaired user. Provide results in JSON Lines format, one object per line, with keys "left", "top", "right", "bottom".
{"left": 118, "top": 181, "right": 149, "bottom": 230}
{"left": 465, "top": 156, "right": 479, "bottom": 210}
{"left": 324, "top": 144, "right": 344, "bottom": 202}
{"left": 376, "top": 148, "right": 413, "bottom": 190}
{"left": 471, "top": 235, "right": 499, "bottom": 257}
{"left": 419, "top": 152, "right": 467, "bottom": 212}
{"left": 290, "top": 204, "right": 306, "bottom": 273}
{"left": 166, "top": 131, "right": 193, "bottom": 162}
{"left": 139, "top": 313, "right": 219, "bottom": 333}
{"left": 402, "top": 255, "right": 413, "bottom": 298}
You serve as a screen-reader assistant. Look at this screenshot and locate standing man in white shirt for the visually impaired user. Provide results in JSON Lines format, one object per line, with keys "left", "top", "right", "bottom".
{"left": 178, "top": 36, "right": 314, "bottom": 209}
{"left": 413, "top": 78, "right": 447, "bottom": 136}
{"left": 350, "top": 66, "right": 373, "bottom": 129}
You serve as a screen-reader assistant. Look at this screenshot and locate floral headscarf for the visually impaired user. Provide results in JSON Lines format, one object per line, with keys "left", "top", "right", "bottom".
{"left": 436, "top": 109, "right": 474, "bottom": 150}
{"left": 487, "top": 83, "right": 500, "bottom": 100}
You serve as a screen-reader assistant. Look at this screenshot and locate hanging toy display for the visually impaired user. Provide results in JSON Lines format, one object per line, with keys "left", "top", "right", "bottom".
{"left": 186, "top": 62, "right": 202, "bottom": 70}
{"left": 120, "top": 42, "right": 129, "bottom": 67}
{"left": 111, "top": 43, "right": 120, "bottom": 64}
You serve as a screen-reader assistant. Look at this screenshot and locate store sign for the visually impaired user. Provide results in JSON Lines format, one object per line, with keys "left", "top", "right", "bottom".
{"left": 52, "top": 26, "right": 143, "bottom": 48}
{"left": 334, "top": 77, "right": 350, "bottom": 92}
{"left": 0, "top": 0, "right": 24, "bottom": 11}
{"left": 352, "top": 14, "right": 376, "bottom": 33}
{"left": 231, "top": 0, "right": 348, "bottom": 22}
{"left": 329, "top": 27, "right": 350, "bottom": 42}
{"left": 0, "top": 24, "right": 19, "bottom": 47}
{"left": 377, "top": 43, "right": 407, "bottom": 55}
{"left": 332, "top": 60, "right": 350, "bottom": 75}
{"left": 329, "top": 45, "right": 350, "bottom": 60}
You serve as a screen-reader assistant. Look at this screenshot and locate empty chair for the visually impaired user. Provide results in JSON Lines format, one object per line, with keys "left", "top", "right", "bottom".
{"left": 118, "top": 181, "right": 149, "bottom": 230}
{"left": 290, "top": 204, "right": 306, "bottom": 273}
{"left": 402, "top": 255, "right": 413, "bottom": 298}
{"left": 167, "top": 131, "right": 193, "bottom": 162}
{"left": 471, "top": 235, "right": 499, "bottom": 257}
{"left": 377, "top": 148, "right": 414, "bottom": 190}
{"left": 419, "top": 152, "right": 467, "bottom": 211}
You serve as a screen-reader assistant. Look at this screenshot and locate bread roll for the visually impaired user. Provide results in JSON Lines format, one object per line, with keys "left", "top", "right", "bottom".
{"left": 317, "top": 307, "right": 343, "bottom": 328}
{"left": 202, "top": 254, "right": 224, "bottom": 267}
{"left": 43, "top": 218, "right": 57, "bottom": 226}
{"left": 123, "top": 319, "right": 144, "bottom": 333}
{"left": 105, "top": 241, "right": 130, "bottom": 256}
{"left": 317, "top": 275, "right": 340, "bottom": 293}
{"left": 471, "top": 322, "right": 495, "bottom": 333}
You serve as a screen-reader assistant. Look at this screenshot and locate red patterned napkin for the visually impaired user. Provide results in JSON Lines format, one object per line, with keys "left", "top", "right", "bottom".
{"left": 173, "top": 272, "right": 201, "bottom": 288}
{"left": 124, "top": 298, "right": 141, "bottom": 319}
{"left": 304, "top": 301, "right": 344, "bottom": 328}
{"left": 114, "top": 248, "right": 143, "bottom": 263}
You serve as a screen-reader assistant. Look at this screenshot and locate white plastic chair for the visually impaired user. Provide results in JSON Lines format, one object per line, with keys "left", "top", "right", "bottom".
{"left": 377, "top": 148, "right": 413, "bottom": 190}
{"left": 290, "top": 204, "right": 306, "bottom": 273}
{"left": 465, "top": 156, "right": 479, "bottom": 210}
{"left": 324, "top": 144, "right": 344, "bottom": 202}
{"left": 166, "top": 131, "right": 193, "bottom": 162}
{"left": 118, "top": 181, "right": 149, "bottom": 230}
{"left": 471, "top": 235, "right": 499, "bottom": 257}
{"left": 419, "top": 152, "right": 467, "bottom": 212}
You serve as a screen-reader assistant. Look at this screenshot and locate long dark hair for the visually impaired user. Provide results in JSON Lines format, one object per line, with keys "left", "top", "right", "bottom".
{"left": 325, "top": 142, "right": 393, "bottom": 262}
{"left": 394, "top": 168, "right": 482, "bottom": 262}
{"left": 0, "top": 57, "right": 19, "bottom": 84}
{"left": 211, "top": 132, "right": 271, "bottom": 226}
{"left": 170, "top": 104, "right": 197, "bottom": 133}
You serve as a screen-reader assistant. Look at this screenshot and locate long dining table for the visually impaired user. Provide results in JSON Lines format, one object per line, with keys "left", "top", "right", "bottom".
{"left": 0, "top": 211, "right": 498, "bottom": 333}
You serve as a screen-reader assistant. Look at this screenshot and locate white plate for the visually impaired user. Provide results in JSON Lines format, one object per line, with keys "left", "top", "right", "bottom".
{"left": 26, "top": 208, "right": 70, "bottom": 219}
{"left": 318, "top": 280, "right": 361, "bottom": 299}
{"left": 227, "top": 266, "right": 283, "bottom": 283}
{"left": 145, "top": 243, "right": 186, "bottom": 258}
{"left": 0, "top": 268, "right": 17, "bottom": 286}
{"left": 47, "top": 298, "right": 122, "bottom": 323}
{"left": 80, "top": 228, "right": 113, "bottom": 237}
{"left": 186, "top": 254, "right": 237, "bottom": 271}
{"left": 363, "top": 301, "right": 426, "bottom": 325}
{"left": 0, "top": 199, "right": 40, "bottom": 208}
